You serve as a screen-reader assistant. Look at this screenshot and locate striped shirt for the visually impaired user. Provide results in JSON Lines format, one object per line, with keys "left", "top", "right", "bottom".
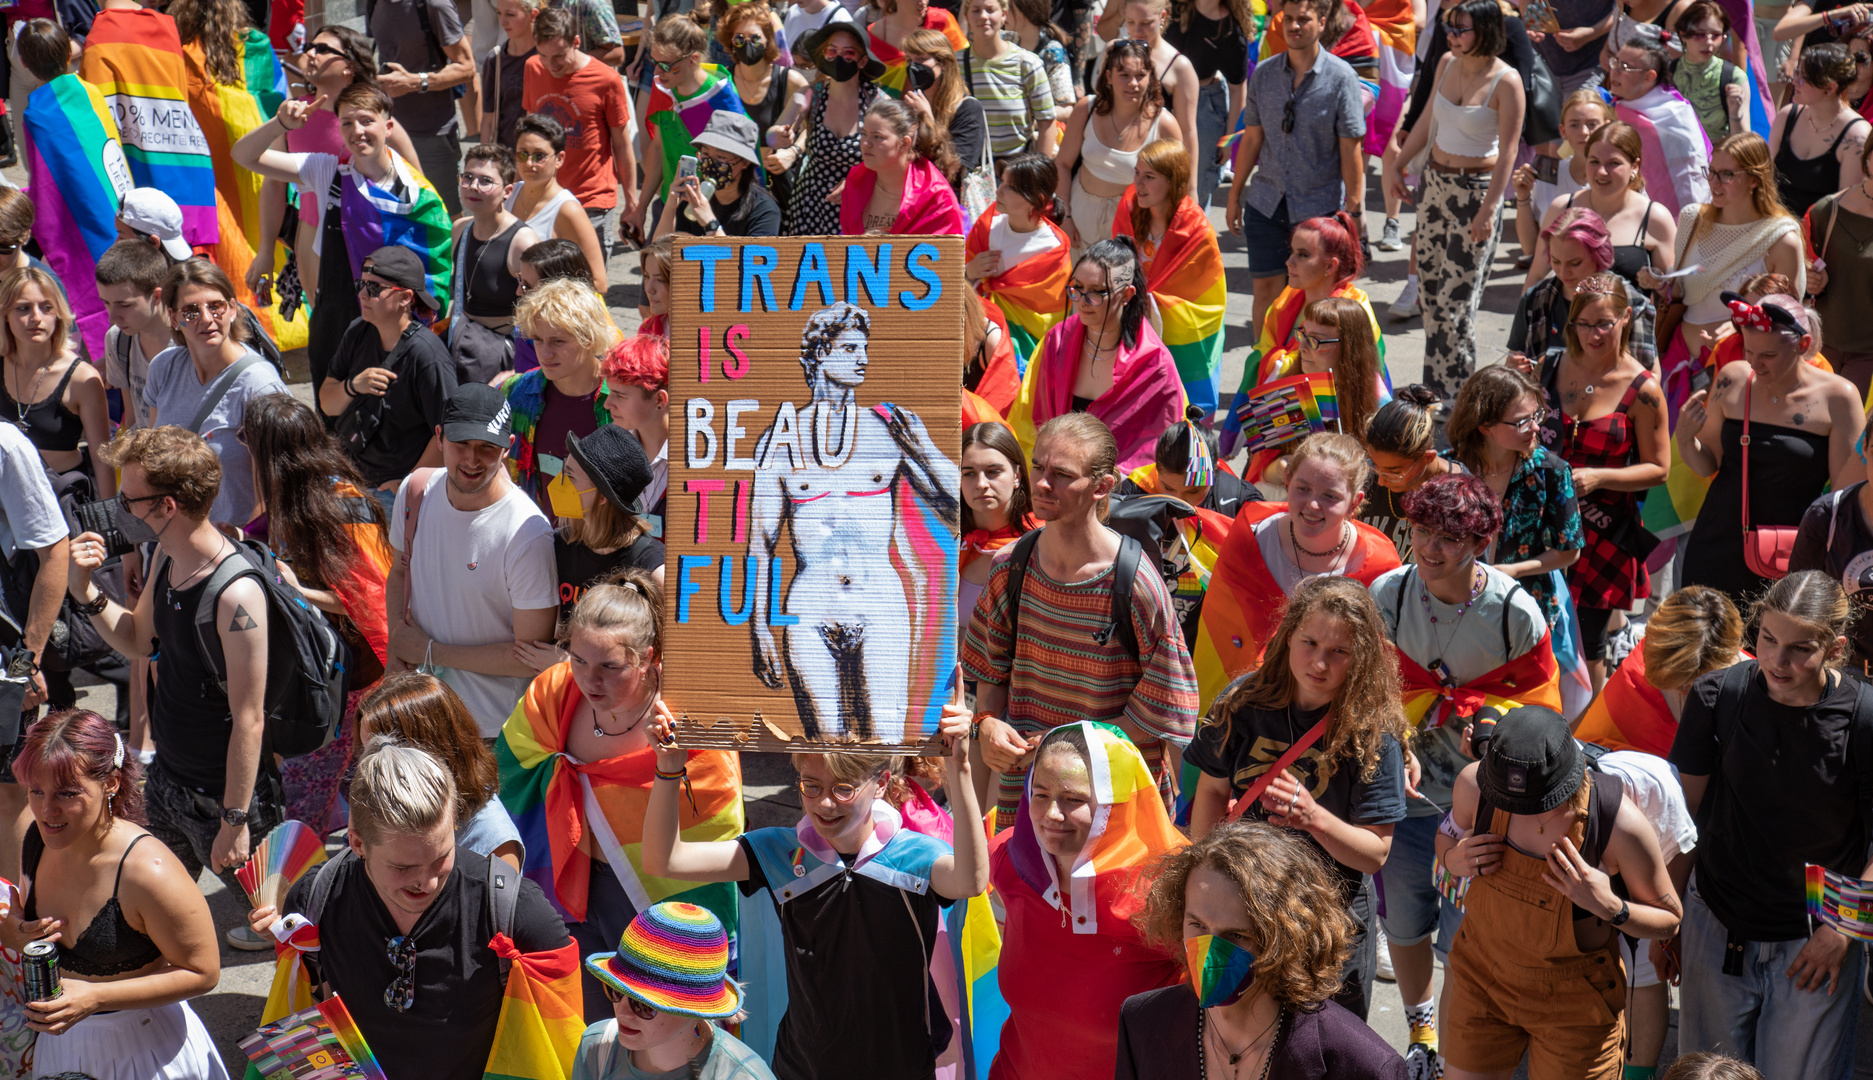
{"left": 961, "top": 541, "right": 1200, "bottom": 829}
{"left": 962, "top": 45, "right": 1058, "bottom": 157}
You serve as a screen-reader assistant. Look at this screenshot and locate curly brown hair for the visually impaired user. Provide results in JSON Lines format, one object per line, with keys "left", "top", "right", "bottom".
{"left": 1206, "top": 576, "right": 1408, "bottom": 784}
{"left": 171, "top": 0, "right": 250, "bottom": 88}
{"left": 1134, "top": 821, "right": 1354, "bottom": 1009}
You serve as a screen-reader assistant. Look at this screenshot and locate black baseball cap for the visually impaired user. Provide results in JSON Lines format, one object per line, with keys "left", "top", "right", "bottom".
{"left": 443, "top": 383, "right": 513, "bottom": 446}
{"left": 1478, "top": 706, "right": 1582, "bottom": 815}
{"left": 363, "top": 245, "right": 441, "bottom": 312}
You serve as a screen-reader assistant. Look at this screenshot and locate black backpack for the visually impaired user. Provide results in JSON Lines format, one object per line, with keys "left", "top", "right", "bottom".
{"left": 301, "top": 848, "right": 521, "bottom": 979}
{"left": 153, "top": 538, "right": 352, "bottom": 757}
{"left": 1003, "top": 527, "right": 1144, "bottom": 662}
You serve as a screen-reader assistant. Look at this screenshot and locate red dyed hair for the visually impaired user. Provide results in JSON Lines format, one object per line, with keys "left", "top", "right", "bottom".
{"left": 1293, "top": 211, "right": 1365, "bottom": 283}
{"left": 602, "top": 333, "right": 670, "bottom": 393}
{"left": 1402, "top": 472, "right": 1502, "bottom": 542}
{"left": 13, "top": 709, "right": 145, "bottom": 824}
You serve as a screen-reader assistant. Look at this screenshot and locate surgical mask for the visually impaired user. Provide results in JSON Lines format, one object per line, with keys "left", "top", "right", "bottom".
{"left": 735, "top": 38, "right": 768, "bottom": 65}
{"left": 547, "top": 470, "right": 594, "bottom": 520}
{"left": 697, "top": 156, "right": 737, "bottom": 189}
{"left": 1186, "top": 934, "right": 1256, "bottom": 1009}
{"left": 113, "top": 500, "right": 165, "bottom": 546}
{"left": 908, "top": 61, "right": 937, "bottom": 92}
{"left": 827, "top": 56, "right": 861, "bottom": 82}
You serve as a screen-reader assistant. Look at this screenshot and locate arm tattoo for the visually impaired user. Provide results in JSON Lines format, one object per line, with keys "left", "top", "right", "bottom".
{"left": 228, "top": 605, "right": 258, "bottom": 632}
{"left": 1715, "top": 376, "right": 1732, "bottom": 392}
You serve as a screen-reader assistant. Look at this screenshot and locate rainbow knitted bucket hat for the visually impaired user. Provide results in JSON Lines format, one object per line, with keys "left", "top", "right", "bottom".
{"left": 583, "top": 902, "right": 742, "bottom": 1019}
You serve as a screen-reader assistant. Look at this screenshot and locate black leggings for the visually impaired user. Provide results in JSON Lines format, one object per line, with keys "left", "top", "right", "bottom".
{"left": 1577, "top": 606, "right": 1616, "bottom": 662}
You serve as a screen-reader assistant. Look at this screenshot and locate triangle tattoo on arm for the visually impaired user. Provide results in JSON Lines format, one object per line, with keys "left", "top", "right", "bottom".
{"left": 229, "top": 606, "right": 258, "bottom": 632}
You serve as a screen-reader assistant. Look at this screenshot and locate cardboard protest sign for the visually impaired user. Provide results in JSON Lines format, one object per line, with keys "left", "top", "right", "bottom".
{"left": 665, "top": 236, "right": 965, "bottom": 754}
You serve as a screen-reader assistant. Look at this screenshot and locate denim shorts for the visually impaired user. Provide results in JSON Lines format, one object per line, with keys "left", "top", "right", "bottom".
{"left": 1239, "top": 197, "right": 1294, "bottom": 279}
{"left": 1378, "top": 812, "right": 1465, "bottom": 957}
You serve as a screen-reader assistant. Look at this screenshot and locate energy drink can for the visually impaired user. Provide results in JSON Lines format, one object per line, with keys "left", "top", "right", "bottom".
{"left": 21, "top": 940, "right": 60, "bottom": 1001}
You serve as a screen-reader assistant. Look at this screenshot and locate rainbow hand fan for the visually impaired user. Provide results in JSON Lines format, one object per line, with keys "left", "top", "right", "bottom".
{"left": 238, "top": 821, "right": 329, "bottom": 911}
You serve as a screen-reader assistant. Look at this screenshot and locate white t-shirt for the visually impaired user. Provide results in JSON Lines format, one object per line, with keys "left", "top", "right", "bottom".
{"left": 140, "top": 345, "right": 289, "bottom": 527}
{"left": 1596, "top": 750, "right": 1698, "bottom": 863}
{"left": 987, "top": 213, "right": 1062, "bottom": 274}
{"left": 104, "top": 325, "right": 158, "bottom": 431}
{"left": 391, "top": 469, "right": 557, "bottom": 736}
{"left": 0, "top": 425, "right": 65, "bottom": 559}
{"left": 784, "top": 1, "right": 852, "bottom": 59}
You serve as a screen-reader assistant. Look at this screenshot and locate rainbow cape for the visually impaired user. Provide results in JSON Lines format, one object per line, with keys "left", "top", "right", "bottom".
{"left": 496, "top": 663, "right": 745, "bottom": 928}
{"left": 23, "top": 74, "right": 134, "bottom": 359}
{"left": 1220, "top": 282, "right": 1389, "bottom": 461}
{"left": 1572, "top": 641, "right": 1690, "bottom": 757}
{"left": 969, "top": 723, "right": 1188, "bottom": 1080}
{"left": 337, "top": 150, "right": 456, "bottom": 318}
{"left": 975, "top": 296, "right": 1025, "bottom": 408}
{"left": 1615, "top": 86, "right": 1713, "bottom": 220}
{"left": 1006, "top": 315, "right": 1188, "bottom": 472}
{"left": 484, "top": 935, "right": 585, "bottom": 1080}
{"left": 646, "top": 67, "right": 747, "bottom": 203}
{"left": 1190, "top": 502, "right": 1401, "bottom": 708}
{"left": 78, "top": 8, "right": 219, "bottom": 246}
{"left": 1362, "top": 0, "right": 1416, "bottom": 154}
{"left": 1397, "top": 631, "right": 1562, "bottom": 741}
{"left": 1113, "top": 192, "right": 1226, "bottom": 414}
{"left": 966, "top": 204, "right": 1072, "bottom": 371}
{"left": 963, "top": 387, "right": 1008, "bottom": 429}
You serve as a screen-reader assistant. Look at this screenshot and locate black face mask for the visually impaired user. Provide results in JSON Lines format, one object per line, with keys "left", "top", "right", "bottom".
{"left": 735, "top": 39, "right": 767, "bottom": 65}
{"left": 827, "top": 56, "right": 861, "bottom": 82}
{"left": 907, "top": 61, "right": 937, "bottom": 91}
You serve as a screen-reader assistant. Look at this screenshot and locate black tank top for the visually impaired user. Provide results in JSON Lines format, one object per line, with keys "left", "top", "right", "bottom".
{"left": 742, "top": 67, "right": 791, "bottom": 137}
{"left": 23, "top": 830, "right": 164, "bottom": 977}
{"left": 1565, "top": 191, "right": 1656, "bottom": 292}
{"left": 461, "top": 219, "right": 525, "bottom": 319}
{"left": 1776, "top": 106, "right": 1862, "bottom": 217}
{"left": 0, "top": 359, "right": 82, "bottom": 452}
{"left": 150, "top": 557, "right": 236, "bottom": 792}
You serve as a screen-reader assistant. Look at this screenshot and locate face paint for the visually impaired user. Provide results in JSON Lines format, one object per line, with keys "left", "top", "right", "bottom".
{"left": 547, "top": 470, "right": 593, "bottom": 519}
{"left": 1185, "top": 934, "right": 1256, "bottom": 1008}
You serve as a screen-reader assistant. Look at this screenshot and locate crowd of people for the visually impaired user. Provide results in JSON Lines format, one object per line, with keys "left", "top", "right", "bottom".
{"left": 0, "top": 0, "right": 1868, "bottom": 1075}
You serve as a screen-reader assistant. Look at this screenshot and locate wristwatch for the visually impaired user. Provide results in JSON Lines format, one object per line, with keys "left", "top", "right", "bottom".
{"left": 420, "top": 72, "right": 431, "bottom": 94}
{"left": 221, "top": 806, "right": 250, "bottom": 828}
{"left": 1609, "top": 898, "right": 1631, "bottom": 927}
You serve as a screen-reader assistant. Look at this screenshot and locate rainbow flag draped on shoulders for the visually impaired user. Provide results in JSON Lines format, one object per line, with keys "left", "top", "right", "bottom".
{"left": 1190, "top": 502, "right": 1400, "bottom": 708}
{"left": 496, "top": 664, "right": 745, "bottom": 931}
{"left": 23, "top": 74, "right": 133, "bottom": 359}
{"left": 243, "top": 29, "right": 289, "bottom": 120}
{"left": 1219, "top": 281, "right": 1389, "bottom": 461}
{"left": 78, "top": 8, "right": 218, "bottom": 246}
{"left": 965, "top": 203, "right": 1072, "bottom": 373}
{"left": 337, "top": 151, "right": 456, "bottom": 318}
{"left": 1112, "top": 192, "right": 1226, "bottom": 414}
{"left": 483, "top": 935, "right": 584, "bottom": 1080}
{"left": 1397, "top": 631, "right": 1563, "bottom": 743}
{"left": 646, "top": 67, "right": 747, "bottom": 202}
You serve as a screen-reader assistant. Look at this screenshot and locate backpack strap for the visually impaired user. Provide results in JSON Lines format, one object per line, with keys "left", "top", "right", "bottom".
{"left": 190, "top": 545, "right": 265, "bottom": 698}
{"left": 399, "top": 467, "right": 439, "bottom": 612}
{"left": 488, "top": 853, "right": 519, "bottom": 982}
{"left": 1580, "top": 764, "right": 1624, "bottom": 867}
{"left": 1845, "top": 675, "right": 1873, "bottom": 828}
{"left": 1001, "top": 527, "right": 1045, "bottom": 651}
{"left": 1096, "top": 534, "right": 1143, "bottom": 663}
{"left": 305, "top": 847, "right": 354, "bottom": 927}
{"left": 1500, "top": 580, "right": 1531, "bottom": 658}
{"left": 1828, "top": 487, "right": 1851, "bottom": 553}
{"left": 186, "top": 354, "right": 263, "bottom": 435}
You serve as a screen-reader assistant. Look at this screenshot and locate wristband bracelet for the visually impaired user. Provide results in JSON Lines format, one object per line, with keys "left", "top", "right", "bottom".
{"left": 654, "top": 767, "right": 688, "bottom": 781}
{"left": 74, "top": 590, "right": 108, "bottom": 616}
{"left": 345, "top": 374, "right": 359, "bottom": 396}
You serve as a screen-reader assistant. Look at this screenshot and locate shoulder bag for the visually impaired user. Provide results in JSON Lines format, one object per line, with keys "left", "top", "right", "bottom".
{"left": 1741, "top": 371, "right": 1798, "bottom": 579}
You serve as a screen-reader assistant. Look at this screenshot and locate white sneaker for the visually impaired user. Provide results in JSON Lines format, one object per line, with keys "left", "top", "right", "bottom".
{"left": 1389, "top": 278, "right": 1421, "bottom": 319}
{"left": 1378, "top": 217, "right": 1402, "bottom": 252}
{"left": 1376, "top": 938, "right": 1396, "bottom": 982}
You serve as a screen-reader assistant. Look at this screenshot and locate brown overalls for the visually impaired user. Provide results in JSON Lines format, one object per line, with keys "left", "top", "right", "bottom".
{"left": 1443, "top": 806, "right": 1627, "bottom": 1080}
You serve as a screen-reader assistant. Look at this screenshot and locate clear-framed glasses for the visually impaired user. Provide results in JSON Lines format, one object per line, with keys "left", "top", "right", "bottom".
{"left": 459, "top": 172, "right": 502, "bottom": 191}
{"left": 178, "top": 299, "right": 230, "bottom": 324}
{"left": 797, "top": 777, "right": 874, "bottom": 802}
{"left": 1497, "top": 407, "right": 1550, "bottom": 434}
{"left": 385, "top": 934, "right": 418, "bottom": 1013}
{"left": 1608, "top": 57, "right": 1648, "bottom": 73}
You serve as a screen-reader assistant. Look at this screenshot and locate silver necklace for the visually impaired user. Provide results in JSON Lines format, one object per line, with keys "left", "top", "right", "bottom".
{"left": 6, "top": 357, "right": 50, "bottom": 423}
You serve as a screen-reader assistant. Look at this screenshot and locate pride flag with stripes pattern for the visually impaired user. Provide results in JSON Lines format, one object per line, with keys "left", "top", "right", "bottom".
{"left": 23, "top": 74, "right": 133, "bottom": 359}
{"left": 1220, "top": 282, "right": 1389, "bottom": 463}
{"left": 1363, "top": 0, "right": 1416, "bottom": 155}
{"left": 1112, "top": 191, "right": 1226, "bottom": 413}
{"left": 484, "top": 937, "right": 585, "bottom": 1080}
{"left": 965, "top": 203, "right": 1072, "bottom": 373}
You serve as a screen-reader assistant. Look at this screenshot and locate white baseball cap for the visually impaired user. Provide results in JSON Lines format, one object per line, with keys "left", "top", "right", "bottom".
{"left": 117, "top": 188, "right": 192, "bottom": 262}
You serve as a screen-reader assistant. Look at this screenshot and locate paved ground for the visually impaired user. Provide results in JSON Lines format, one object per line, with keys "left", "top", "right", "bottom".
{"left": 58, "top": 172, "right": 1728, "bottom": 1076}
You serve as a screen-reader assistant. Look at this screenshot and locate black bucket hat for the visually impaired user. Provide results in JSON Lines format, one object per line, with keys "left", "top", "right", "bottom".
{"left": 566, "top": 425, "right": 653, "bottom": 515}
{"left": 1479, "top": 706, "right": 1582, "bottom": 815}
{"left": 799, "top": 20, "right": 886, "bottom": 81}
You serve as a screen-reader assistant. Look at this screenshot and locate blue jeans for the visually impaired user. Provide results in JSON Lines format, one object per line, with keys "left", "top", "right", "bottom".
{"left": 1194, "top": 77, "right": 1229, "bottom": 208}
{"left": 1678, "top": 876, "right": 1862, "bottom": 1080}
{"left": 1378, "top": 812, "right": 1464, "bottom": 960}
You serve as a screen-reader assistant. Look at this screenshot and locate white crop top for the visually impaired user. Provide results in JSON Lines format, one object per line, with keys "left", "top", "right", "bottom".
{"left": 1080, "top": 110, "right": 1167, "bottom": 186}
{"left": 1431, "top": 62, "right": 1510, "bottom": 159}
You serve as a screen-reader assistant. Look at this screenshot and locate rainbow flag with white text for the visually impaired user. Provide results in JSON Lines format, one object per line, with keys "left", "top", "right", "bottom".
{"left": 23, "top": 74, "right": 133, "bottom": 359}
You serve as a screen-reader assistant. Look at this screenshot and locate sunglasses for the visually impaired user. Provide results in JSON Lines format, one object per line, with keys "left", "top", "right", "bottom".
{"left": 1297, "top": 330, "right": 1340, "bottom": 350}
{"left": 1282, "top": 97, "right": 1296, "bottom": 135}
{"left": 178, "top": 299, "right": 230, "bottom": 323}
{"left": 517, "top": 149, "right": 554, "bottom": 165}
{"left": 732, "top": 33, "right": 764, "bottom": 46}
{"left": 822, "top": 45, "right": 862, "bottom": 61}
{"left": 1444, "top": 22, "right": 1475, "bottom": 35}
{"left": 602, "top": 984, "right": 659, "bottom": 1020}
{"left": 385, "top": 935, "right": 417, "bottom": 1013}
{"left": 651, "top": 52, "right": 694, "bottom": 72}
{"left": 357, "top": 279, "right": 407, "bottom": 299}
{"left": 306, "top": 40, "right": 348, "bottom": 58}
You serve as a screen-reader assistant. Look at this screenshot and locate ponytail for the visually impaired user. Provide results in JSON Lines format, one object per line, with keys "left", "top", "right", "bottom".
{"left": 1077, "top": 236, "right": 1150, "bottom": 349}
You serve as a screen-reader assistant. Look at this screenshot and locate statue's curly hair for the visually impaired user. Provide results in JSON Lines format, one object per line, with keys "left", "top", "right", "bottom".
{"left": 799, "top": 302, "right": 871, "bottom": 375}
{"left": 1133, "top": 821, "right": 1355, "bottom": 1010}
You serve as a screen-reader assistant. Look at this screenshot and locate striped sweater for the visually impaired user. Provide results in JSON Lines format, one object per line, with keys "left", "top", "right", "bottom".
{"left": 961, "top": 542, "right": 1199, "bottom": 829}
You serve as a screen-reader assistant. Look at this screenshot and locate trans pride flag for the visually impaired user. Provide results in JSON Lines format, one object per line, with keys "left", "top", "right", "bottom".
{"left": 78, "top": 8, "right": 219, "bottom": 246}
{"left": 1112, "top": 191, "right": 1227, "bottom": 413}
{"left": 23, "top": 74, "right": 133, "bottom": 359}
{"left": 1362, "top": 0, "right": 1416, "bottom": 154}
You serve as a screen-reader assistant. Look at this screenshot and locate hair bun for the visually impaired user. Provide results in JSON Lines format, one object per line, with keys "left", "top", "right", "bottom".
{"left": 1396, "top": 384, "right": 1443, "bottom": 409}
{"left": 1184, "top": 404, "right": 1206, "bottom": 422}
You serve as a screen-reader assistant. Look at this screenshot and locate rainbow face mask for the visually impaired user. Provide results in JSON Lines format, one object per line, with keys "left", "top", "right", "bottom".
{"left": 1186, "top": 933, "right": 1256, "bottom": 1008}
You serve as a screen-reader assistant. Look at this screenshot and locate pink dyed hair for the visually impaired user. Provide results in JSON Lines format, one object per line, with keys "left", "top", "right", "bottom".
{"left": 12, "top": 709, "right": 144, "bottom": 823}
{"left": 1542, "top": 207, "right": 1615, "bottom": 272}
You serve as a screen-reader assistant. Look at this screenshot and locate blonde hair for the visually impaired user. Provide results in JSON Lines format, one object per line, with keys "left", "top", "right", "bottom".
{"left": 1695, "top": 132, "right": 1790, "bottom": 244}
{"left": 564, "top": 569, "right": 661, "bottom": 660}
{"left": 1561, "top": 87, "right": 1615, "bottom": 134}
{"left": 516, "top": 277, "right": 622, "bottom": 359}
{"left": 349, "top": 736, "right": 458, "bottom": 844}
{"left": 1643, "top": 586, "right": 1744, "bottom": 691}
{"left": 1035, "top": 412, "right": 1119, "bottom": 521}
{"left": 0, "top": 266, "right": 71, "bottom": 362}
{"left": 1286, "top": 431, "right": 1371, "bottom": 496}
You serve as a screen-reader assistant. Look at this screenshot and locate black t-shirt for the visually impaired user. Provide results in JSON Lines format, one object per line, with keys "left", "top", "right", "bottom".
{"left": 555, "top": 531, "right": 665, "bottom": 620}
{"left": 481, "top": 44, "right": 537, "bottom": 148}
{"left": 1669, "top": 663, "right": 1873, "bottom": 941}
{"left": 327, "top": 319, "right": 459, "bottom": 488}
{"left": 1186, "top": 682, "right": 1408, "bottom": 905}
{"left": 1789, "top": 483, "right": 1873, "bottom": 667}
{"left": 674, "top": 180, "right": 783, "bottom": 238}
{"left": 283, "top": 848, "right": 570, "bottom": 1080}
{"left": 1360, "top": 477, "right": 1415, "bottom": 565}
{"left": 736, "top": 835, "right": 947, "bottom": 1080}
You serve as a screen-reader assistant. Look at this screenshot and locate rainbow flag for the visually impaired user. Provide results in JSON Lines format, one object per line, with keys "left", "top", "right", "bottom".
{"left": 950, "top": 892, "right": 1009, "bottom": 1079}
{"left": 1809, "top": 864, "right": 1873, "bottom": 942}
{"left": 337, "top": 150, "right": 456, "bottom": 318}
{"left": 244, "top": 29, "right": 288, "bottom": 120}
{"left": 966, "top": 204, "right": 1071, "bottom": 373}
{"left": 243, "top": 915, "right": 325, "bottom": 1080}
{"left": 867, "top": 11, "right": 968, "bottom": 99}
{"left": 1220, "top": 282, "right": 1388, "bottom": 460}
{"left": 23, "top": 74, "right": 133, "bottom": 359}
{"left": 1190, "top": 503, "right": 1400, "bottom": 707}
{"left": 1398, "top": 632, "right": 1563, "bottom": 741}
{"left": 78, "top": 7, "right": 219, "bottom": 246}
{"left": 1112, "top": 191, "right": 1227, "bottom": 413}
{"left": 645, "top": 67, "right": 747, "bottom": 203}
{"left": 483, "top": 936, "right": 585, "bottom": 1080}
{"left": 1363, "top": 0, "right": 1416, "bottom": 155}
{"left": 1572, "top": 637, "right": 1682, "bottom": 756}
{"left": 497, "top": 664, "right": 745, "bottom": 929}
{"left": 317, "top": 996, "right": 388, "bottom": 1080}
